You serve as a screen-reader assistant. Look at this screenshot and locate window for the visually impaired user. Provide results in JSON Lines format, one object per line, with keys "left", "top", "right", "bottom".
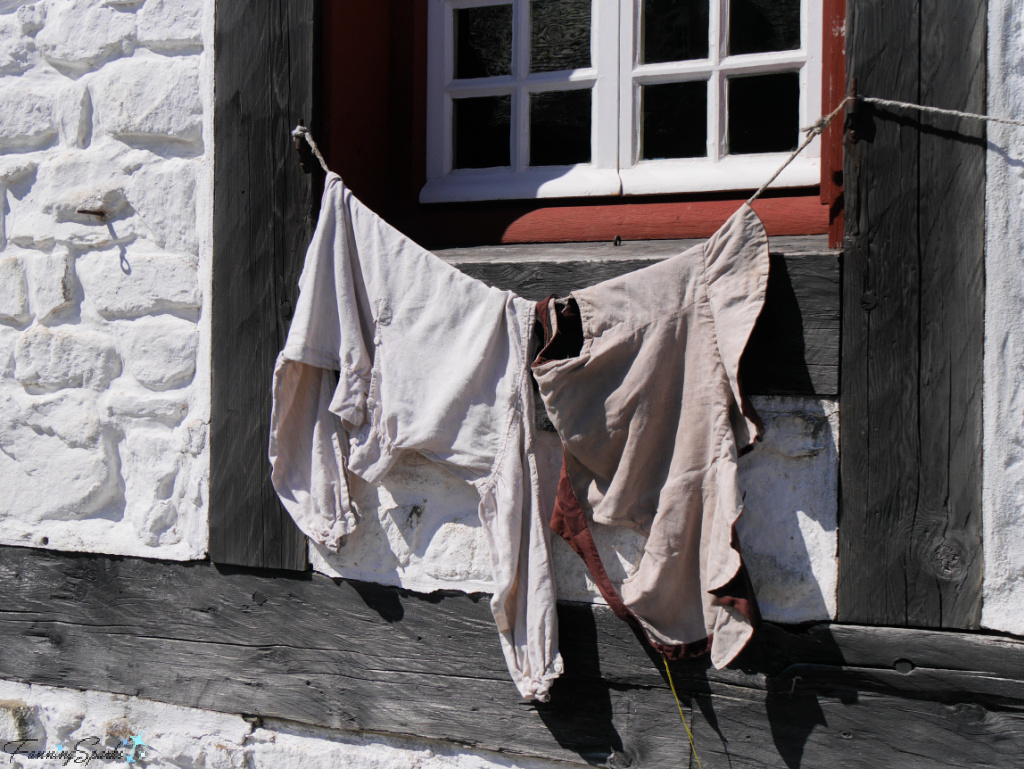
{"left": 423, "top": 0, "right": 823, "bottom": 202}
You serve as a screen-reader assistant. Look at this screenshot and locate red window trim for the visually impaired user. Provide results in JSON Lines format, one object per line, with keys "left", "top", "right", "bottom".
{"left": 320, "top": 1, "right": 843, "bottom": 249}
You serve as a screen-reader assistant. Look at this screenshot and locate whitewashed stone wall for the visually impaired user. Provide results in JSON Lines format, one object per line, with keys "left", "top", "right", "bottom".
{"left": 0, "top": 0, "right": 212, "bottom": 560}
{"left": 0, "top": 679, "right": 576, "bottom": 769}
{"left": 983, "top": 0, "right": 1024, "bottom": 633}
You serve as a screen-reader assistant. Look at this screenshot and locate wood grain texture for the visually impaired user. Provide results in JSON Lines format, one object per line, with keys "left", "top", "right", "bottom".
{"left": 210, "top": 0, "right": 315, "bottom": 570}
{"left": 913, "top": 0, "right": 985, "bottom": 629}
{"left": 2, "top": 547, "right": 1024, "bottom": 768}
{"left": 839, "top": 0, "right": 984, "bottom": 626}
{"left": 452, "top": 248, "right": 840, "bottom": 397}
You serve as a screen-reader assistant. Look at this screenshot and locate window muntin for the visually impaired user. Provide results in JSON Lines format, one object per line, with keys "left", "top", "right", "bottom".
{"left": 424, "top": 0, "right": 822, "bottom": 202}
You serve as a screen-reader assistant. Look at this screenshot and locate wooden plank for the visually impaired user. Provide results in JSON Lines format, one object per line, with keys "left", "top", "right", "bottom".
{"left": 839, "top": 0, "right": 985, "bottom": 626}
{"left": 2, "top": 547, "right": 1024, "bottom": 768}
{"left": 912, "top": 0, "right": 985, "bottom": 628}
{"left": 452, "top": 249, "right": 840, "bottom": 397}
{"left": 404, "top": 195, "right": 830, "bottom": 248}
{"left": 839, "top": 0, "right": 922, "bottom": 625}
{"left": 209, "top": 0, "right": 314, "bottom": 570}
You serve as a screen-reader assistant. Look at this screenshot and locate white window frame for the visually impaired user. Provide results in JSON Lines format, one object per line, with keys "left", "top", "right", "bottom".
{"left": 422, "top": 0, "right": 822, "bottom": 203}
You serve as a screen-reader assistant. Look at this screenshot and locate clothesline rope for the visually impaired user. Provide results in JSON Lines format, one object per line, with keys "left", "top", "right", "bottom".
{"left": 748, "top": 94, "right": 1024, "bottom": 204}
{"left": 746, "top": 95, "right": 852, "bottom": 205}
{"left": 859, "top": 95, "right": 1024, "bottom": 129}
{"left": 292, "top": 123, "right": 331, "bottom": 174}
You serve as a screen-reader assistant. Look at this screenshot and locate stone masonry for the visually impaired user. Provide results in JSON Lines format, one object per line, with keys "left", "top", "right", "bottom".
{"left": 0, "top": 0, "right": 211, "bottom": 559}
{"left": 0, "top": 678, "right": 576, "bottom": 769}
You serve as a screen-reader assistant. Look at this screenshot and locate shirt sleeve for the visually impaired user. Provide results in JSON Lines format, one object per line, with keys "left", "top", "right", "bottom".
{"left": 475, "top": 328, "right": 564, "bottom": 702}
{"left": 269, "top": 356, "right": 357, "bottom": 550}
{"left": 269, "top": 174, "right": 372, "bottom": 550}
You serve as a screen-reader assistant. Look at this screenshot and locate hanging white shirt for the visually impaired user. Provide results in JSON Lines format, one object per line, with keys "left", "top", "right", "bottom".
{"left": 269, "top": 173, "right": 563, "bottom": 701}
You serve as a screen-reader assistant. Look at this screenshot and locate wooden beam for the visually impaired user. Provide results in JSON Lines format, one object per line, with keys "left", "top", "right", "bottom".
{"left": 445, "top": 240, "right": 840, "bottom": 397}
{"left": 839, "top": 0, "right": 984, "bottom": 626}
{"left": 209, "top": 0, "right": 315, "bottom": 570}
{"left": 2, "top": 547, "right": 1023, "bottom": 768}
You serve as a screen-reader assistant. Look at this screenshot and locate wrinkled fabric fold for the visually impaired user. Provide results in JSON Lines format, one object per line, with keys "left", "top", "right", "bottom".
{"left": 533, "top": 203, "right": 769, "bottom": 668}
{"left": 269, "top": 173, "right": 562, "bottom": 700}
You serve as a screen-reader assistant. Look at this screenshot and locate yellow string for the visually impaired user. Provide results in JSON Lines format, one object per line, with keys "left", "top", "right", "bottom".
{"left": 663, "top": 656, "right": 703, "bottom": 769}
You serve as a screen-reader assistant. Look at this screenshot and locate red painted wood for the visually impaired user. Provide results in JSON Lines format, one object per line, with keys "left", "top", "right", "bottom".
{"left": 821, "top": 0, "right": 847, "bottom": 248}
{"left": 319, "top": 2, "right": 393, "bottom": 214}
{"left": 400, "top": 195, "right": 828, "bottom": 247}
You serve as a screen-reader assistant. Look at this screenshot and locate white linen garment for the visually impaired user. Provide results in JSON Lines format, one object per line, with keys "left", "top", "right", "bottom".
{"left": 269, "top": 173, "right": 563, "bottom": 701}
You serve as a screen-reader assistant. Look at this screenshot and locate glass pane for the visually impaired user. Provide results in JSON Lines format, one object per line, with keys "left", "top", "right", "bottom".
{"left": 453, "top": 95, "right": 511, "bottom": 168}
{"left": 454, "top": 5, "right": 513, "bottom": 79}
{"left": 529, "top": 89, "right": 591, "bottom": 166}
{"left": 729, "top": 0, "right": 800, "bottom": 55}
{"left": 642, "top": 0, "right": 709, "bottom": 63}
{"left": 641, "top": 81, "right": 707, "bottom": 159}
{"left": 531, "top": 0, "right": 591, "bottom": 72}
{"left": 727, "top": 72, "right": 799, "bottom": 154}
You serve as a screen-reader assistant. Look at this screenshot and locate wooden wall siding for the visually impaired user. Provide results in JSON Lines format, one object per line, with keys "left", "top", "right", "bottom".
{"left": 444, "top": 238, "right": 840, "bottom": 396}
{"left": 3, "top": 546, "right": 1024, "bottom": 769}
{"left": 839, "top": 0, "right": 985, "bottom": 626}
{"left": 209, "top": 0, "right": 316, "bottom": 570}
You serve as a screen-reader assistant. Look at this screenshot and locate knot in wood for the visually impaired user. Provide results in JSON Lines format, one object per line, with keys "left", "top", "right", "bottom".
{"left": 860, "top": 292, "right": 878, "bottom": 311}
{"left": 931, "top": 538, "right": 967, "bottom": 579}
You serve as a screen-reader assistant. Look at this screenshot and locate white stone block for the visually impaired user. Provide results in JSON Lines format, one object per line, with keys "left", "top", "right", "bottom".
{"left": 35, "top": 0, "right": 135, "bottom": 73}
{"left": 126, "top": 159, "right": 198, "bottom": 252}
{"left": 78, "top": 247, "right": 199, "bottom": 318}
{"left": 56, "top": 80, "right": 92, "bottom": 149}
{"left": 7, "top": 145, "right": 135, "bottom": 250}
{"left": 92, "top": 56, "right": 202, "bottom": 145}
{"left": 0, "top": 390, "right": 120, "bottom": 522}
{"left": 0, "top": 14, "right": 35, "bottom": 75}
{"left": 138, "top": 0, "right": 202, "bottom": 50}
{"left": 17, "top": 3, "right": 45, "bottom": 36}
{"left": 122, "top": 427, "right": 181, "bottom": 545}
{"left": 14, "top": 324, "right": 120, "bottom": 390}
{"left": 0, "top": 255, "right": 30, "bottom": 323}
{"left": 34, "top": 147, "right": 129, "bottom": 222}
{"left": 102, "top": 386, "right": 189, "bottom": 425}
{"left": 26, "top": 247, "right": 76, "bottom": 324}
{"left": 0, "top": 158, "right": 36, "bottom": 184}
{"left": 0, "top": 80, "right": 55, "bottom": 151}
{"left": 0, "top": 326, "right": 18, "bottom": 376}
{"left": 117, "top": 315, "right": 198, "bottom": 390}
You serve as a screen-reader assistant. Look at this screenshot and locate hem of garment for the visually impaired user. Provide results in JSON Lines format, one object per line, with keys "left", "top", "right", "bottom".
{"left": 547, "top": 448, "right": 756, "bottom": 664}
{"left": 509, "top": 654, "right": 566, "bottom": 703}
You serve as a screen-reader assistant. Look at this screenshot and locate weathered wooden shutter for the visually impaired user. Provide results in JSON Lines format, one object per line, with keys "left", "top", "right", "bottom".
{"left": 209, "top": 0, "right": 317, "bottom": 570}
{"left": 839, "top": 0, "right": 985, "bottom": 626}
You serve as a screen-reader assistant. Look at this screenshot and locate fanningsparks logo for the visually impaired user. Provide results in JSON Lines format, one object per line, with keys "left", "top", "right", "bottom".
{"left": 3, "top": 733, "right": 149, "bottom": 765}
